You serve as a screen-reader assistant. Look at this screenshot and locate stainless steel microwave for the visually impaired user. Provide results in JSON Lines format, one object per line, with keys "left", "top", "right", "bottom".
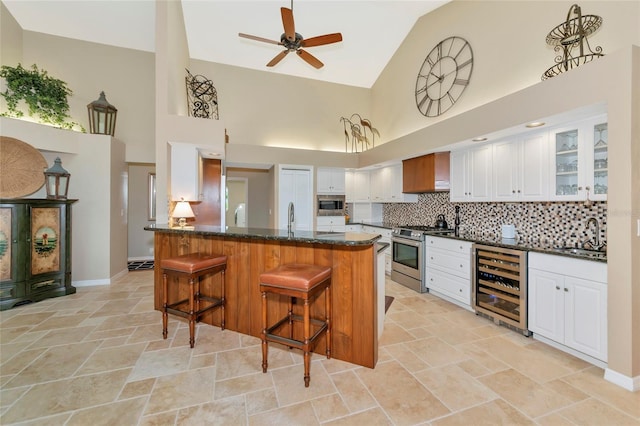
{"left": 317, "top": 195, "right": 345, "bottom": 216}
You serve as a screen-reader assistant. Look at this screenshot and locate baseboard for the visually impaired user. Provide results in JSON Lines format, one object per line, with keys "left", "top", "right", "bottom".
{"left": 127, "top": 256, "right": 154, "bottom": 261}
{"left": 531, "top": 334, "right": 607, "bottom": 369}
{"left": 72, "top": 268, "right": 129, "bottom": 287}
{"left": 604, "top": 368, "right": 640, "bottom": 392}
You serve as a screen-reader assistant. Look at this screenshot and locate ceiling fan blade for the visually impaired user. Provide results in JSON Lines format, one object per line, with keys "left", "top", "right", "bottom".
{"left": 297, "top": 49, "right": 324, "bottom": 69}
{"left": 267, "top": 50, "right": 289, "bottom": 67}
{"left": 301, "top": 33, "right": 343, "bottom": 48}
{"left": 281, "top": 7, "right": 295, "bottom": 42}
{"left": 239, "top": 33, "right": 281, "bottom": 45}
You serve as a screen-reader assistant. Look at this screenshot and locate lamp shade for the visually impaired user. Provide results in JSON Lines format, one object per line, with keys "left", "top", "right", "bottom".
{"left": 87, "top": 91, "right": 117, "bottom": 136}
{"left": 44, "top": 157, "right": 70, "bottom": 199}
{"left": 172, "top": 200, "right": 195, "bottom": 228}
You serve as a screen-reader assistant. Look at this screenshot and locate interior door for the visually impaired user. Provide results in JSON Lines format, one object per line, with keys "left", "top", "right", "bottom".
{"left": 226, "top": 178, "right": 248, "bottom": 227}
{"left": 278, "top": 167, "right": 312, "bottom": 231}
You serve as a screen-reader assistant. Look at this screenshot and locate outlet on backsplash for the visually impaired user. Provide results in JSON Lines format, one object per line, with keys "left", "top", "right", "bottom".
{"left": 383, "top": 192, "right": 607, "bottom": 247}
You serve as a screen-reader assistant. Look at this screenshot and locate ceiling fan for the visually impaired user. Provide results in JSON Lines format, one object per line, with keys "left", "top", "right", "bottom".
{"left": 238, "top": 1, "right": 343, "bottom": 69}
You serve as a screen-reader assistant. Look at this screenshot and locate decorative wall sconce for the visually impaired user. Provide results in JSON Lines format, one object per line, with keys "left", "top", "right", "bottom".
{"left": 340, "top": 113, "right": 380, "bottom": 153}
{"left": 186, "top": 69, "right": 219, "bottom": 120}
{"left": 87, "top": 91, "right": 118, "bottom": 136}
{"left": 542, "top": 3, "right": 604, "bottom": 80}
{"left": 172, "top": 198, "right": 195, "bottom": 228}
{"left": 44, "top": 157, "right": 70, "bottom": 199}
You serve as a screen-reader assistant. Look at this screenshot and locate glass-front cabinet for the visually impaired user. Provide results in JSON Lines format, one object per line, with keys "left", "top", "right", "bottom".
{"left": 550, "top": 114, "right": 607, "bottom": 201}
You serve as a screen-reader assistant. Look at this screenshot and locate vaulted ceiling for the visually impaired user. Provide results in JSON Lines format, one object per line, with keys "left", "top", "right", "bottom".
{"left": 2, "top": 0, "right": 449, "bottom": 88}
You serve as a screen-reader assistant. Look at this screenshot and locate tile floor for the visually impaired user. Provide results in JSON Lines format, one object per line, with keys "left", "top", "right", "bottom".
{"left": 1, "top": 270, "right": 638, "bottom": 425}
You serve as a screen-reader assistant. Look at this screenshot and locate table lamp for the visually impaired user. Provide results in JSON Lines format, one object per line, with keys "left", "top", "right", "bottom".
{"left": 173, "top": 198, "right": 195, "bottom": 228}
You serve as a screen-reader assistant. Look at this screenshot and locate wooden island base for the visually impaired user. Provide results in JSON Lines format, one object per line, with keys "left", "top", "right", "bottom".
{"left": 152, "top": 230, "right": 379, "bottom": 368}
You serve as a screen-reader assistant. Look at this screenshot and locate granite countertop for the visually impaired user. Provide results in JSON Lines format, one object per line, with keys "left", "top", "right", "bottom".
{"left": 144, "top": 224, "right": 381, "bottom": 246}
{"left": 429, "top": 232, "right": 607, "bottom": 263}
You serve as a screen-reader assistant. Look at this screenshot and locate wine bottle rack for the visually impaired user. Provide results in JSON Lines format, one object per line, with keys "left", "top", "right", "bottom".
{"left": 472, "top": 244, "right": 529, "bottom": 335}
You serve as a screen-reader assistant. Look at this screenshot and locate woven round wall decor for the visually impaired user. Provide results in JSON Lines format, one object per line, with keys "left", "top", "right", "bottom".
{"left": 0, "top": 136, "right": 48, "bottom": 198}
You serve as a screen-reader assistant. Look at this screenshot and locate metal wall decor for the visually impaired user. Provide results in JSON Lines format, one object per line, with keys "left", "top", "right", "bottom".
{"left": 542, "top": 4, "right": 604, "bottom": 80}
{"left": 340, "top": 114, "right": 380, "bottom": 153}
{"left": 185, "top": 69, "right": 219, "bottom": 119}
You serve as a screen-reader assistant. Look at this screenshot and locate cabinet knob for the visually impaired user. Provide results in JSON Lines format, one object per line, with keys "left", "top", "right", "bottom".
{"left": 430, "top": 278, "right": 434, "bottom": 282}
{"left": 556, "top": 286, "right": 560, "bottom": 290}
{"left": 564, "top": 287, "right": 569, "bottom": 292}
{"left": 430, "top": 256, "right": 434, "bottom": 260}
{"left": 517, "top": 190, "right": 521, "bottom": 193}
{"left": 512, "top": 190, "right": 516, "bottom": 194}
{"left": 459, "top": 264, "right": 463, "bottom": 268}
{"left": 459, "top": 289, "right": 462, "bottom": 292}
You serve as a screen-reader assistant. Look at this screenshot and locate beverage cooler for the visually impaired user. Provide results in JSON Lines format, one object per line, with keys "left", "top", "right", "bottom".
{"left": 472, "top": 244, "right": 529, "bottom": 335}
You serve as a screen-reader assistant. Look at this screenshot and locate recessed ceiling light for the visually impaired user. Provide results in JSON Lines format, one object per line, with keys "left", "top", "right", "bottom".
{"left": 472, "top": 137, "right": 487, "bottom": 142}
{"left": 526, "top": 121, "right": 546, "bottom": 128}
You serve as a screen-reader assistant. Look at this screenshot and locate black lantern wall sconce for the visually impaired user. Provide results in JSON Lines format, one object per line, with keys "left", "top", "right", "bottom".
{"left": 87, "top": 91, "right": 118, "bottom": 136}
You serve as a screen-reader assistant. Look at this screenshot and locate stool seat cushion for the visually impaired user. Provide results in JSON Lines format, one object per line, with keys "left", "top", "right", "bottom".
{"left": 161, "top": 253, "right": 227, "bottom": 274}
{"left": 260, "top": 263, "right": 331, "bottom": 291}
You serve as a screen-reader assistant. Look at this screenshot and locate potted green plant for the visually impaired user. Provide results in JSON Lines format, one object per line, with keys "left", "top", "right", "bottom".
{"left": 0, "top": 63, "right": 84, "bottom": 131}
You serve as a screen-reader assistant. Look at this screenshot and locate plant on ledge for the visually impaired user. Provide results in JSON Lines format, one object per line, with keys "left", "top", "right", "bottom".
{"left": 0, "top": 63, "right": 84, "bottom": 131}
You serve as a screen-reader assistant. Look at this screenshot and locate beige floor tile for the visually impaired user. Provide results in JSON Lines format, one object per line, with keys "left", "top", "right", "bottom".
{"left": 404, "top": 336, "right": 468, "bottom": 367}
{"left": 66, "top": 395, "right": 147, "bottom": 426}
{"left": 215, "top": 371, "right": 273, "bottom": 399}
{"left": 384, "top": 342, "right": 431, "bottom": 372}
{"left": 128, "top": 345, "right": 193, "bottom": 381}
{"left": 414, "top": 364, "right": 499, "bottom": 411}
{"left": 0, "top": 347, "right": 46, "bottom": 376}
{"left": 176, "top": 395, "right": 247, "bottom": 425}
{"left": 26, "top": 325, "right": 97, "bottom": 349}
{"left": 248, "top": 400, "right": 319, "bottom": 426}
{"left": 561, "top": 366, "right": 640, "bottom": 418}
{"left": 324, "top": 407, "right": 392, "bottom": 425}
{"left": 330, "top": 369, "right": 377, "bottom": 413}
{"left": 139, "top": 410, "right": 178, "bottom": 426}
{"left": 144, "top": 367, "right": 216, "bottom": 415}
{"left": 76, "top": 342, "right": 147, "bottom": 375}
{"left": 554, "top": 397, "right": 640, "bottom": 425}
{"left": 246, "top": 387, "right": 279, "bottom": 415}
{"left": 478, "top": 368, "right": 581, "bottom": 418}
{"left": 0, "top": 312, "right": 55, "bottom": 328}
{"left": 432, "top": 399, "right": 535, "bottom": 426}
{"left": 270, "top": 362, "right": 335, "bottom": 406}
{"left": 5, "top": 341, "right": 101, "bottom": 388}
{"left": 1, "top": 368, "right": 130, "bottom": 422}
{"left": 119, "top": 377, "right": 156, "bottom": 399}
{"left": 311, "top": 392, "right": 350, "bottom": 422}
{"left": 378, "top": 322, "right": 418, "bottom": 346}
{"left": 356, "top": 360, "right": 450, "bottom": 424}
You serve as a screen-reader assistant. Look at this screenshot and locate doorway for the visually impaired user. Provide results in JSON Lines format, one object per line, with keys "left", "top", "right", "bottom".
{"left": 226, "top": 178, "right": 248, "bottom": 227}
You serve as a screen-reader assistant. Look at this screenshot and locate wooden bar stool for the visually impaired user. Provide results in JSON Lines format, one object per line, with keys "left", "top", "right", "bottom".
{"left": 161, "top": 253, "right": 227, "bottom": 348}
{"left": 260, "top": 263, "right": 331, "bottom": 387}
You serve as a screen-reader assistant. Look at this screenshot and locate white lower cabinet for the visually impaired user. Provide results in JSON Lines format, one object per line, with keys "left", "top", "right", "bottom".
{"left": 316, "top": 216, "right": 346, "bottom": 232}
{"left": 528, "top": 252, "right": 607, "bottom": 363}
{"left": 363, "top": 225, "right": 392, "bottom": 275}
{"left": 425, "top": 236, "right": 472, "bottom": 308}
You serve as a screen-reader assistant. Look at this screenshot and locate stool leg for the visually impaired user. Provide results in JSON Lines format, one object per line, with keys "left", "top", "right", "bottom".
{"left": 261, "top": 291, "right": 268, "bottom": 373}
{"left": 326, "top": 285, "right": 331, "bottom": 359}
{"left": 188, "top": 277, "right": 196, "bottom": 349}
{"left": 195, "top": 276, "right": 201, "bottom": 321}
{"left": 162, "top": 272, "right": 168, "bottom": 340}
{"left": 303, "top": 298, "right": 311, "bottom": 387}
{"left": 288, "top": 297, "right": 294, "bottom": 347}
{"left": 220, "top": 269, "right": 226, "bottom": 330}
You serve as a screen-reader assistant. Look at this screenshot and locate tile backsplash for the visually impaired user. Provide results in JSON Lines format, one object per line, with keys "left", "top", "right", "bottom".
{"left": 383, "top": 192, "right": 607, "bottom": 248}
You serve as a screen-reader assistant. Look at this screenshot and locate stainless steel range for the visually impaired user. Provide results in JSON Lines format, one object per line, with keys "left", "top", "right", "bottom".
{"left": 391, "top": 226, "right": 453, "bottom": 293}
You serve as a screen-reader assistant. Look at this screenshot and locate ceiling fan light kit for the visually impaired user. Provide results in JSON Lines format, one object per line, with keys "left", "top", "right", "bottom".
{"left": 239, "top": 2, "right": 343, "bottom": 69}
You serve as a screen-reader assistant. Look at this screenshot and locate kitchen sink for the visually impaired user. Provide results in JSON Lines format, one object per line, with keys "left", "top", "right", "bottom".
{"left": 551, "top": 247, "right": 607, "bottom": 259}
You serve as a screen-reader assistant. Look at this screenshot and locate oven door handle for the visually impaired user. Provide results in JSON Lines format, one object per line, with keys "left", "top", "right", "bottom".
{"left": 391, "top": 237, "right": 423, "bottom": 248}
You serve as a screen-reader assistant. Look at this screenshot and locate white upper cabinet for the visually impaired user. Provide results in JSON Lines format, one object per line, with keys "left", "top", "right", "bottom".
{"left": 388, "top": 164, "right": 418, "bottom": 203}
{"left": 450, "top": 144, "right": 492, "bottom": 202}
{"left": 170, "top": 142, "right": 203, "bottom": 201}
{"left": 550, "top": 114, "right": 607, "bottom": 202}
{"left": 317, "top": 167, "right": 345, "bottom": 194}
{"left": 351, "top": 170, "right": 371, "bottom": 202}
{"left": 492, "top": 132, "right": 549, "bottom": 202}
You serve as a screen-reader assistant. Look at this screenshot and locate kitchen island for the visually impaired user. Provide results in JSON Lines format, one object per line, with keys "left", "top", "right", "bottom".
{"left": 145, "top": 225, "right": 382, "bottom": 368}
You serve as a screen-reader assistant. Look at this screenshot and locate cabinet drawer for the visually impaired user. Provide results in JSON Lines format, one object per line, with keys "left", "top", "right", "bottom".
{"left": 427, "top": 247, "right": 471, "bottom": 279}
{"left": 29, "top": 276, "right": 64, "bottom": 294}
{"left": 426, "top": 268, "right": 470, "bottom": 305}
{"left": 0, "top": 283, "right": 24, "bottom": 300}
{"left": 426, "top": 236, "right": 472, "bottom": 254}
{"left": 317, "top": 216, "right": 345, "bottom": 226}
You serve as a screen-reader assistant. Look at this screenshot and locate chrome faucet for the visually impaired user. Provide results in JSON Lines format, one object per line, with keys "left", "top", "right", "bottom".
{"left": 583, "top": 217, "right": 604, "bottom": 250}
{"left": 287, "top": 202, "right": 295, "bottom": 234}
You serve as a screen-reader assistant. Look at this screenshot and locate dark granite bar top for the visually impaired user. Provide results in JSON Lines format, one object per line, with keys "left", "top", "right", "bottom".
{"left": 144, "top": 224, "right": 380, "bottom": 246}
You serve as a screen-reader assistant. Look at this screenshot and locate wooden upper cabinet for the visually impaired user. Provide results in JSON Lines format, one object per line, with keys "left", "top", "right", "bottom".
{"left": 402, "top": 152, "right": 450, "bottom": 193}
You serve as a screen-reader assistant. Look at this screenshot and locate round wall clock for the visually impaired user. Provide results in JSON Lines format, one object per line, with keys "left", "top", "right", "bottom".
{"left": 415, "top": 36, "right": 473, "bottom": 117}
